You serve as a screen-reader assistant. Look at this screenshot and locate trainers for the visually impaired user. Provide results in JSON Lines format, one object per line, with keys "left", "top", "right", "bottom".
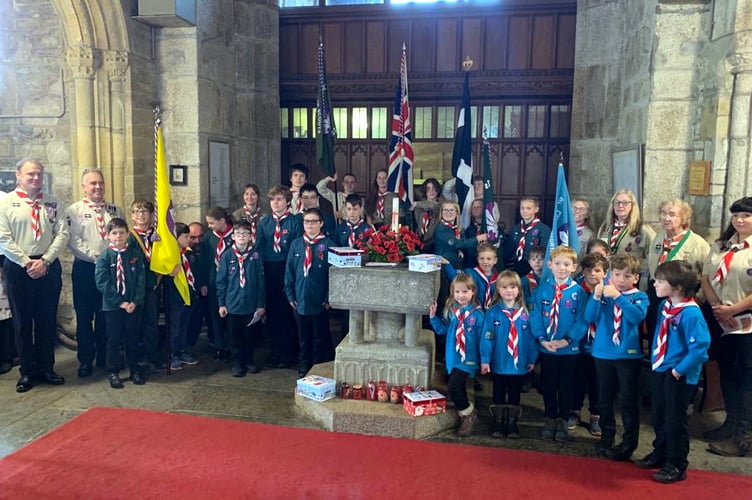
{"left": 179, "top": 352, "right": 198, "bottom": 365}
{"left": 566, "top": 412, "right": 580, "bottom": 430}
{"left": 169, "top": 357, "right": 183, "bottom": 371}
{"left": 540, "top": 418, "right": 557, "bottom": 440}
{"left": 589, "top": 415, "right": 602, "bottom": 436}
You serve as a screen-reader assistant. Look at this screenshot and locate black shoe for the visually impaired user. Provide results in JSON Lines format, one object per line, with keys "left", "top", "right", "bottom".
{"left": 604, "top": 443, "right": 633, "bottom": 462}
{"left": 77, "top": 363, "right": 93, "bottom": 378}
{"left": 0, "top": 361, "right": 12, "bottom": 375}
{"left": 247, "top": 364, "right": 261, "bottom": 374}
{"left": 16, "top": 375, "right": 34, "bottom": 393}
{"left": 131, "top": 370, "right": 146, "bottom": 385}
{"left": 635, "top": 452, "right": 665, "bottom": 470}
{"left": 215, "top": 349, "right": 231, "bottom": 361}
{"left": 231, "top": 364, "right": 247, "bottom": 378}
{"left": 653, "top": 466, "right": 687, "bottom": 484}
{"left": 108, "top": 373, "right": 124, "bottom": 389}
{"left": 40, "top": 371, "right": 65, "bottom": 385}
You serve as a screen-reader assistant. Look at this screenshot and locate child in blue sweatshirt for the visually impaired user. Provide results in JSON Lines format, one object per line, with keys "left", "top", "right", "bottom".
{"left": 481, "top": 271, "right": 537, "bottom": 438}
{"left": 584, "top": 254, "right": 648, "bottom": 462}
{"left": 445, "top": 242, "right": 499, "bottom": 310}
{"left": 429, "top": 273, "right": 484, "bottom": 437}
{"left": 530, "top": 245, "right": 587, "bottom": 442}
{"left": 635, "top": 260, "right": 710, "bottom": 484}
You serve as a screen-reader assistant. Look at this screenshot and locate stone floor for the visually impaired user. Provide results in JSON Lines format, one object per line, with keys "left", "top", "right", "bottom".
{"left": 0, "top": 335, "right": 750, "bottom": 476}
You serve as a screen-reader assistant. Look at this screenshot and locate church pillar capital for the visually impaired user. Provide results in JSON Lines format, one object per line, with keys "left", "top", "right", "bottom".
{"left": 65, "top": 46, "right": 98, "bottom": 79}
{"left": 103, "top": 50, "right": 129, "bottom": 81}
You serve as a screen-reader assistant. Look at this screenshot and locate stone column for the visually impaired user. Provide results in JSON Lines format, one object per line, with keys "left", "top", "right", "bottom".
{"left": 103, "top": 50, "right": 130, "bottom": 207}
{"left": 66, "top": 46, "right": 98, "bottom": 192}
{"left": 725, "top": 31, "right": 752, "bottom": 215}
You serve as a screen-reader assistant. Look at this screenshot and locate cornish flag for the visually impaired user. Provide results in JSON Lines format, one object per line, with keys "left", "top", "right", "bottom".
{"left": 387, "top": 43, "right": 414, "bottom": 205}
{"left": 452, "top": 72, "right": 474, "bottom": 228}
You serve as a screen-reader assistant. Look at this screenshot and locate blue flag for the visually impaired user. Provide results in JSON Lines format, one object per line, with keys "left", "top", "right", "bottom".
{"left": 542, "top": 163, "right": 580, "bottom": 278}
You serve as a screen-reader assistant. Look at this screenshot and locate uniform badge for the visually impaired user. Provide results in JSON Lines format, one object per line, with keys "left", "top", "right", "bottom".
{"left": 493, "top": 319, "right": 502, "bottom": 326}
{"left": 467, "top": 316, "right": 477, "bottom": 326}
{"left": 635, "top": 237, "right": 642, "bottom": 244}
{"left": 564, "top": 299, "right": 572, "bottom": 308}
{"left": 747, "top": 268, "right": 752, "bottom": 276}
{"left": 625, "top": 244, "right": 633, "bottom": 252}
{"left": 521, "top": 312, "right": 529, "bottom": 321}
{"left": 485, "top": 331, "right": 494, "bottom": 340}
{"left": 542, "top": 299, "right": 551, "bottom": 306}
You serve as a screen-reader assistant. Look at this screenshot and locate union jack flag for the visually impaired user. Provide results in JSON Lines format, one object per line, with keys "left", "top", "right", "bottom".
{"left": 387, "top": 43, "right": 414, "bottom": 205}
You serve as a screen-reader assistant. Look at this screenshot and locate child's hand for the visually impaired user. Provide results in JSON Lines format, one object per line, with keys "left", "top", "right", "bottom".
{"left": 593, "top": 280, "right": 604, "bottom": 299}
{"left": 119, "top": 302, "right": 129, "bottom": 311}
{"left": 603, "top": 284, "right": 620, "bottom": 299}
{"left": 200, "top": 286, "right": 208, "bottom": 297}
{"left": 290, "top": 301, "right": 297, "bottom": 310}
{"left": 672, "top": 369, "right": 682, "bottom": 380}
{"left": 526, "top": 363, "right": 535, "bottom": 372}
{"left": 477, "top": 233, "right": 488, "bottom": 243}
{"left": 540, "top": 340, "right": 558, "bottom": 353}
{"left": 218, "top": 306, "right": 228, "bottom": 318}
{"left": 428, "top": 301, "right": 437, "bottom": 317}
{"left": 256, "top": 307, "right": 265, "bottom": 317}
{"left": 126, "top": 302, "right": 136, "bottom": 314}
{"left": 552, "top": 339, "right": 569, "bottom": 349}
{"left": 481, "top": 363, "right": 490, "bottom": 375}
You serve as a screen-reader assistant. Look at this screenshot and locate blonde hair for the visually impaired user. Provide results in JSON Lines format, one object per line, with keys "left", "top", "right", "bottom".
{"left": 441, "top": 200, "right": 463, "bottom": 231}
{"left": 491, "top": 270, "right": 527, "bottom": 310}
{"left": 443, "top": 273, "right": 480, "bottom": 319}
{"left": 550, "top": 245, "right": 578, "bottom": 264}
{"left": 659, "top": 199, "right": 692, "bottom": 229}
{"left": 598, "top": 189, "right": 643, "bottom": 237}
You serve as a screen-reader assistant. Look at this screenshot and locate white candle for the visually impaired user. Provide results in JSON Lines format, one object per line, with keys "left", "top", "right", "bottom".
{"left": 391, "top": 197, "right": 399, "bottom": 232}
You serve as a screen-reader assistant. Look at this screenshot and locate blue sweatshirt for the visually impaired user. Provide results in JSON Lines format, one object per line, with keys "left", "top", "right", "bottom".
{"left": 481, "top": 304, "right": 537, "bottom": 375}
{"left": 430, "top": 304, "right": 484, "bottom": 376}
{"left": 521, "top": 271, "right": 541, "bottom": 307}
{"left": 651, "top": 300, "right": 710, "bottom": 385}
{"left": 529, "top": 278, "right": 587, "bottom": 355}
{"left": 583, "top": 288, "right": 648, "bottom": 360}
{"left": 444, "top": 266, "right": 498, "bottom": 310}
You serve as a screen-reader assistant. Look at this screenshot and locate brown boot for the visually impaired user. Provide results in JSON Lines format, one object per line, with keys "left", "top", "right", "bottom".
{"left": 458, "top": 404, "right": 478, "bottom": 437}
{"left": 708, "top": 392, "right": 752, "bottom": 457}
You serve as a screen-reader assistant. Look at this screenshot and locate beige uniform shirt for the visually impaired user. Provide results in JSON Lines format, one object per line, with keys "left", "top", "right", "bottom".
{"left": 703, "top": 234, "right": 752, "bottom": 305}
{"left": 598, "top": 223, "right": 656, "bottom": 290}
{"left": 290, "top": 189, "right": 304, "bottom": 215}
{"left": 315, "top": 179, "right": 346, "bottom": 214}
{"left": 647, "top": 230, "right": 710, "bottom": 278}
{"left": 0, "top": 189, "right": 70, "bottom": 266}
{"left": 65, "top": 199, "right": 123, "bottom": 262}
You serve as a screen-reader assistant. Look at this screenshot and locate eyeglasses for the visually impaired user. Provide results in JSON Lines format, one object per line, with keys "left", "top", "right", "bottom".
{"left": 303, "top": 219, "right": 322, "bottom": 224}
{"left": 234, "top": 231, "right": 251, "bottom": 236}
{"left": 572, "top": 206, "right": 588, "bottom": 212}
{"left": 613, "top": 200, "right": 632, "bottom": 207}
{"left": 442, "top": 209, "right": 457, "bottom": 213}
{"left": 659, "top": 213, "right": 678, "bottom": 219}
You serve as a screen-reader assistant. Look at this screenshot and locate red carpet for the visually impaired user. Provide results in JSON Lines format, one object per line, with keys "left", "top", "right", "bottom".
{"left": 0, "top": 407, "right": 749, "bottom": 499}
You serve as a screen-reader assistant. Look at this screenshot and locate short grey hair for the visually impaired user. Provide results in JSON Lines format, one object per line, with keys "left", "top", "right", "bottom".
{"left": 81, "top": 168, "right": 104, "bottom": 182}
{"left": 16, "top": 158, "right": 44, "bottom": 171}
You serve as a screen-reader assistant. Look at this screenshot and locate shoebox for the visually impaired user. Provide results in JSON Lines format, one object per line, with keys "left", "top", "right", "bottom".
{"left": 296, "top": 375, "right": 337, "bottom": 402}
{"left": 328, "top": 247, "right": 364, "bottom": 268}
{"left": 403, "top": 390, "right": 447, "bottom": 417}
{"left": 407, "top": 254, "right": 442, "bottom": 273}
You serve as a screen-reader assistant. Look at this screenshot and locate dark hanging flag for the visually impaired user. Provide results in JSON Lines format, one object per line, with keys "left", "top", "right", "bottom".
{"left": 387, "top": 42, "right": 414, "bottom": 205}
{"left": 316, "top": 37, "right": 336, "bottom": 176}
{"left": 452, "top": 71, "right": 473, "bottom": 228}
{"left": 481, "top": 134, "right": 499, "bottom": 242}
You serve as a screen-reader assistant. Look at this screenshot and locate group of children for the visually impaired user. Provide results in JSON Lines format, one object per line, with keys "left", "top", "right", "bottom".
{"left": 430, "top": 204, "right": 711, "bottom": 483}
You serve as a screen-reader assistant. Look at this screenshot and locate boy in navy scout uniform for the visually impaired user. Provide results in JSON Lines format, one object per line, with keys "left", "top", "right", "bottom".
{"left": 333, "top": 194, "right": 372, "bottom": 248}
{"left": 285, "top": 208, "right": 334, "bottom": 377}
{"left": 299, "top": 183, "right": 337, "bottom": 239}
{"left": 506, "top": 197, "right": 551, "bottom": 277}
{"left": 66, "top": 168, "right": 123, "bottom": 378}
{"left": 584, "top": 254, "right": 648, "bottom": 462}
{"left": 530, "top": 245, "right": 586, "bottom": 442}
{"left": 257, "top": 185, "right": 302, "bottom": 369}
{"left": 217, "top": 220, "right": 265, "bottom": 378}
{"left": 128, "top": 199, "right": 164, "bottom": 370}
{"left": 521, "top": 246, "right": 545, "bottom": 306}
{"left": 636, "top": 260, "right": 709, "bottom": 484}
{"left": 95, "top": 218, "right": 146, "bottom": 389}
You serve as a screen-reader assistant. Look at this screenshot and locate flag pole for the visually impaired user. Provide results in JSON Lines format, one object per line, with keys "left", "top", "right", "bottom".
{"left": 319, "top": 35, "right": 339, "bottom": 217}
{"left": 153, "top": 104, "right": 171, "bottom": 376}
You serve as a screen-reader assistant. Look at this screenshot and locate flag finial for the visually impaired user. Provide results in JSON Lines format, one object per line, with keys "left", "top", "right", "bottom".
{"left": 462, "top": 56, "right": 474, "bottom": 71}
{"left": 152, "top": 104, "right": 162, "bottom": 126}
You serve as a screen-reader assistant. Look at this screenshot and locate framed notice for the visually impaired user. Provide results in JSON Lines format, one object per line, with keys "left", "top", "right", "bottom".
{"left": 612, "top": 145, "right": 644, "bottom": 205}
{"left": 687, "top": 160, "right": 711, "bottom": 196}
{"left": 169, "top": 164, "right": 187, "bottom": 186}
{"left": 209, "top": 141, "right": 230, "bottom": 208}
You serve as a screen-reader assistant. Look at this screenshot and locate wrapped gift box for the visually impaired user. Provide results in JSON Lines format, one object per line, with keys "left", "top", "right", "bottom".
{"left": 328, "top": 247, "right": 364, "bottom": 268}
{"left": 403, "top": 390, "right": 447, "bottom": 417}
{"left": 296, "top": 375, "right": 337, "bottom": 402}
{"left": 407, "top": 254, "right": 442, "bottom": 273}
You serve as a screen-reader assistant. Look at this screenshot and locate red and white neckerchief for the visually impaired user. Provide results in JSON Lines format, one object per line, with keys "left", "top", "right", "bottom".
{"left": 109, "top": 243, "right": 128, "bottom": 296}
{"left": 713, "top": 240, "right": 750, "bottom": 285}
{"left": 503, "top": 307, "right": 523, "bottom": 369}
{"left": 452, "top": 306, "right": 471, "bottom": 362}
{"left": 272, "top": 211, "right": 290, "bottom": 253}
{"left": 303, "top": 233, "right": 326, "bottom": 278}
{"left": 232, "top": 245, "right": 249, "bottom": 288}
{"left": 181, "top": 248, "right": 196, "bottom": 291}
{"left": 291, "top": 190, "right": 302, "bottom": 213}
{"left": 213, "top": 225, "right": 233, "bottom": 270}
{"left": 346, "top": 218, "right": 364, "bottom": 247}
{"left": 609, "top": 220, "right": 626, "bottom": 249}
{"left": 658, "top": 230, "right": 687, "bottom": 265}
{"left": 612, "top": 288, "right": 640, "bottom": 345}
{"left": 420, "top": 211, "right": 431, "bottom": 235}
{"left": 442, "top": 220, "right": 460, "bottom": 239}
{"left": 546, "top": 283, "right": 569, "bottom": 339}
{"left": 475, "top": 267, "right": 498, "bottom": 309}
{"left": 515, "top": 218, "right": 540, "bottom": 261}
{"left": 83, "top": 198, "right": 106, "bottom": 240}
{"left": 576, "top": 221, "right": 586, "bottom": 238}
{"left": 133, "top": 227, "right": 153, "bottom": 260}
{"left": 526, "top": 271, "right": 539, "bottom": 292}
{"left": 244, "top": 205, "right": 260, "bottom": 245}
{"left": 14, "top": 187, "right": 42, "bottom": 241}
{"left": 376, "top": 191, "right": 387, "bottom": 219}
{"left": 652, "top": 298, "right": 697, "bottom": 370}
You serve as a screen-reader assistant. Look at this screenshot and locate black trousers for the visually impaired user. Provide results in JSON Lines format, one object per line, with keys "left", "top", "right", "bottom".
{"left": 5, "top": 259, "right": 62, "bottom": 376}
{"left": 539, "top": 353, "right": 577, "bottom": 418}
{"left": 448, "top": 368, "right": 471, "bottom": 412}
{"left": 72, "top": 259, "right": 106, "bottom": 367}
{"left": 104, "top": 308, "right": 141, "bottom": 372}
{"left": 573, "top": 353, "right": 599, "bottom": 414}
{"left": 650, "top": 370, "right": 692, "bottom": 472}
{"left": 228, "top": 313, "right": 254, "bottom": 366}
{"left": 296, "top": 310, "right": 333, "bottom": 371}
{"left": 264, "top": 261, "right": 298, "bottom": 365}
{"left": 492, "top": 373, "right": 525, "bottom": 405}
{"left": 187, "top": 294, "right": 213, "bottom": 347}
{"left": 595, "top": 357, "right": 641, "bottom": 451}
{"left": 140, "top": 283, "right": 162, "bottom": 364}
